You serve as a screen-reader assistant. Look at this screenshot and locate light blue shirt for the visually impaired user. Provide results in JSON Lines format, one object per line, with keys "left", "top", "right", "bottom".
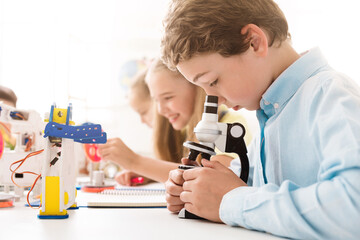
{"left": 221, "top": 48, "right": 360, "bottom": 239}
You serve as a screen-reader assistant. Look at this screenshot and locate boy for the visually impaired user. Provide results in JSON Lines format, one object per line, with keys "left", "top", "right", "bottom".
{"left": 161, "top": 0, "right": 360, "bottom": 239}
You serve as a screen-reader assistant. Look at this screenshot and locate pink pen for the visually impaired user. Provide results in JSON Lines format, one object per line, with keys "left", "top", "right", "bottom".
{"left": 131, "top": 177, "right": 144, "bottom": 184}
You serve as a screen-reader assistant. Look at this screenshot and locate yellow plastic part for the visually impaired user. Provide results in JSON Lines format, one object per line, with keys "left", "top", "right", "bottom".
{"left": 53, "top": 108, "right": 67, "bottom": 124}
{"left": 52, "top": 108, "right": 75, "bottom": 125}
{"left": 44, "top": 107, "right": 75, "bottom": 125}
{"left": 64, "top": 190, "right": 78, "bottom": 208}
{"left": 64, "top": 192, "right": 69, "bottom": 205}
{"left": 70, "top": 203, "right": 78, "bottom": 208}
{"left": 39, "top": 176, "right": 67, "bottom": 216}
{"left": 70, "top": 188, "right": 78, "bottom": 208}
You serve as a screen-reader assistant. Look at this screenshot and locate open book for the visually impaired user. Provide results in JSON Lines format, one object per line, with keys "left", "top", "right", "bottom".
{"left": 77, "top": 183, "right": 166, "bottom": 208}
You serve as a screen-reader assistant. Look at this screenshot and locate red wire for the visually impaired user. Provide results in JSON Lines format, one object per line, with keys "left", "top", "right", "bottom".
{"left": 26, "top": 174, "right": 41, "bottom": 209}
{"left": 10, "top": 149, "right": 44, "bottom": 188}
{"left": 15, "top": 113, "right": 25, "bottom": 120}
{"left": 9, "top": 149, "right": 44, "bottom": 208}
{"left": 25, "top": 137, "right": 33, "bottom": 152}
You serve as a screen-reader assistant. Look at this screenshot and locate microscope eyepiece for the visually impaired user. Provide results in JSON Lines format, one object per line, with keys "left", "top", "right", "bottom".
{"left": 204, "top": 106, "right": 217, "bottom": 114}
{"left": 205, "top": 95, "right": 218, "bottom": 103}
{"left": 204, "top": 95, "right": 218, "bottom": 114}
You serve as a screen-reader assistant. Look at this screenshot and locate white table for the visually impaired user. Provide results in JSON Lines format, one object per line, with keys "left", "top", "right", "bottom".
{"left": 0, "top": 198, "right": 284, "bottom": 240}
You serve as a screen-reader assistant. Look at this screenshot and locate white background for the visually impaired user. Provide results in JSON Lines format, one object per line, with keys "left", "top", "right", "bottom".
{"left": 0, "top": 0, "right": 359, "bottom": 155}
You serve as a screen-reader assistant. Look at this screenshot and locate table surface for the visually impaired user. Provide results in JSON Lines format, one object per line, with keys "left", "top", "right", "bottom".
{"left": 0, "top": 198, "right": 285, "bottom": 240}
{"left": 1, "top": 180, "right": 284, "bottom": 240}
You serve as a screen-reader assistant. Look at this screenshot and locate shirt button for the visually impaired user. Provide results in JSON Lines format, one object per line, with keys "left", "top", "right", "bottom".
{"left": 264, "top": 100, "right": 270, "bottom": 105}
{"left": 274, "top": 103, "right": 279, "bottom": 108}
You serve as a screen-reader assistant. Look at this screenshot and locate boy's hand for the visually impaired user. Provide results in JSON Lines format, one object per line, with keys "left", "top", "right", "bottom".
{"left": 164, "top": 157, "right": 191, "bottom": 213}
{"left": 165, "top": 168, "right": 185, "bottom": 213}
{"left": 181, "top": 159, "right": 247, "bottom": 222}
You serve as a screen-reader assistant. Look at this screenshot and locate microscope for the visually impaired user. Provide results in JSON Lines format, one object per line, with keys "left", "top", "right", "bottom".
{"left": 179, "top": 95, "right": 249, "bottom": 219}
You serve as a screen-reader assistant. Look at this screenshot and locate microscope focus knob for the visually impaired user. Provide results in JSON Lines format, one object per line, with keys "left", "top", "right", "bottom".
{"left": 230, "top": 124, "right": 244, "bottom": 138}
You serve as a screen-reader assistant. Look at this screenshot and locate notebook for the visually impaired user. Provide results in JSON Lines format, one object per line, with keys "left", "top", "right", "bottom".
{"left": 77, "top": 183, "right": 167, "bottom": 208}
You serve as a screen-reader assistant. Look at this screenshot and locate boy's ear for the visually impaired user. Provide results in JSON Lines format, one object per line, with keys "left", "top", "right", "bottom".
{"left": 241, "top": 24, "right": 268, "bottom": 57}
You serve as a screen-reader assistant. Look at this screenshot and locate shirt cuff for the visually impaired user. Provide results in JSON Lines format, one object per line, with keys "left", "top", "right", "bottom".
{"left": 219, "top": 186, "right": 258, "bottom": 228}
{"left": 229, "top": 158, "right": 241, "bottom": 177}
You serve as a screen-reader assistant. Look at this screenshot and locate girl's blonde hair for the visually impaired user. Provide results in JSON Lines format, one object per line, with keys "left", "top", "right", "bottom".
{"left": 161, "top": 0, "right": 289, "bottom": 70}
{"left": 129, "top": 68, "right": 151, "bottom": 100}
{"left": 149, "top": 58, "right": 206, "bottom": 160}
{"left": 152, "top": 113, "right": 184, "bottom": 162}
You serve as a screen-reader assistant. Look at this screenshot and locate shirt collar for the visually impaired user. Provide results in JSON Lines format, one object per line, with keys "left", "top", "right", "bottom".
{"left": 259, "top": 47, "right": 330, "bottom": 118}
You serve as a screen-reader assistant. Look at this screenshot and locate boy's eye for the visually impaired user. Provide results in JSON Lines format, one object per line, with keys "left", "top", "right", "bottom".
{"left": 164, "top": 96, "right": 173, "bottom": 100}
{"left": 210, "top": 79, "right": 218, "bottom": 87}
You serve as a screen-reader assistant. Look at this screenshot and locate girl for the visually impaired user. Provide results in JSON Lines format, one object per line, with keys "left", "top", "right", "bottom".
{"left": 113, "top": 67, "right": 184, "bottom": 185}
{"left": 127, "top": 69, "right": 154, "bottom": 128}
{"left": 100, "top": 59, "right": 252, "bottom": 184}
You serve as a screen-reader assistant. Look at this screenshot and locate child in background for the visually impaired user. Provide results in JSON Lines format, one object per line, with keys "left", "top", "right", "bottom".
{"left": 127, "top": 69, "right": 154, "bottom": 128}
{"left": 0, "top": 85, "right": 17, "bottom": 107}
{"left": 108, "top": 67, "right": 185, "bottom": 186}
{"left": 100, "top": 58, "right": 252, "bottom": 184}
{"left": 162, "top": 0, "right": 360, "bottom": 239}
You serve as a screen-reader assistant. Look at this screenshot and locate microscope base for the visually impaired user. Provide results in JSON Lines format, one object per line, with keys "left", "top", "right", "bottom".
{"left": 178, "top": 208, "right": 205, "bottom": 220}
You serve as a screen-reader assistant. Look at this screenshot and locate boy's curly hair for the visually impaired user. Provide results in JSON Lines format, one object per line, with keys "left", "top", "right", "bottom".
{"left": 161, "top": 0, "right": 289, "bottom": 70}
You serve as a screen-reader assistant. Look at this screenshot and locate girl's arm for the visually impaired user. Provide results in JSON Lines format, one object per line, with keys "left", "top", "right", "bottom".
{"left": 99, "top": 137, "right": 179, "bottom": 183}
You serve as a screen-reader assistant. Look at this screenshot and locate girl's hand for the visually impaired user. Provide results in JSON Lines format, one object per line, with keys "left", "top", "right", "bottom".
{"left": 115, "top": 170, "right": 150, "bottom": 186}
{"left": 99, "top": 138, "right": 137, "bottom": 170}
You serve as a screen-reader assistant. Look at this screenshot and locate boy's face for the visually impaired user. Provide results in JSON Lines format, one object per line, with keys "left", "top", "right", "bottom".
{"left": 177, "top": 51, "right": 272, "bottom": 111}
